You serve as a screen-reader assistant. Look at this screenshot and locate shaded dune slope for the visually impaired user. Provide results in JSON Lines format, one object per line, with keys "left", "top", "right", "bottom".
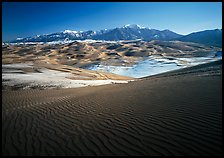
{"left": 2, "top": 60, "right": 222, "bottom": 156}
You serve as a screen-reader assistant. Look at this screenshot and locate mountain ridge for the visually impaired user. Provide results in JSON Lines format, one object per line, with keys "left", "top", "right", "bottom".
{"left": 175, "top": 29, "right": 222, "bottom": 47}
{"left": 8, "top": 24, "right": 222, "bottom": 47}
{"left": 9, "top": 24, "right": 182, "bottom": 43}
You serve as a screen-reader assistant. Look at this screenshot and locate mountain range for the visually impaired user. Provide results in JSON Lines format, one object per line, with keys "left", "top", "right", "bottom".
{"left": 177, "top": 29, "right": 222, "bottom": 48}
{"left": 9, "top": 24, "right": 222, "bottom": 47}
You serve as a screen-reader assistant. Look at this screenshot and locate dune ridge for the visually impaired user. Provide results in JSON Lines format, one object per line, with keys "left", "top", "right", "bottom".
{"left": 2, "top": 60, "right": 222, "bottom": 156}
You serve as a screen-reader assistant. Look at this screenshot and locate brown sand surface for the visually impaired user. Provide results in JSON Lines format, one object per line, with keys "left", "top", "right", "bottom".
{"left": 2, "top": 41, "right": 221, "bottom": 67}
{"left": 2, "top": 60, "right": 222, "bottom": 156}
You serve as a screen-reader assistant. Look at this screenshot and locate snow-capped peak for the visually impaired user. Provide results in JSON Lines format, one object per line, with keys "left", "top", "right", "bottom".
{"left": 122, "top": 24, "right": 148, "bottom": 29}
{"left": 123, "top": 24, "right": 138, "bottom": 28}
{"left": 16, "top": 37, "right": 23, "bottom": 40}
{"left": 63, "top": 30, "right": 78, "bottom": 34}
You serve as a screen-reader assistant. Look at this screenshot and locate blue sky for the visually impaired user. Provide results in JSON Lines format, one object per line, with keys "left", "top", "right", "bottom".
{"left": 2, "top": 2, "right": 222, "bottom": 41}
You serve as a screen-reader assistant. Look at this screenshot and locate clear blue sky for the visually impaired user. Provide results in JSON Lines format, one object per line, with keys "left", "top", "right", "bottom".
{"left": 2, "top": 2, "right": 222, "bottom": 42}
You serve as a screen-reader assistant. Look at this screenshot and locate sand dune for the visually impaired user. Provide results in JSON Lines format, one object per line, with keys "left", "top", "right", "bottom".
{"left": 2, "top": 60, "right": 222, "bottom": 156}
{"left": 2, "top": 41, "right": 221, "bottom": 67}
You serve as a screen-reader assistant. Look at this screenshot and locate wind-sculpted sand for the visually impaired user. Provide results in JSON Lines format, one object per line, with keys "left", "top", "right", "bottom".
{"left": 2, "top": 40, "right": 221, "bottom": 67}
{"left": 2, "top": 60, "right": 222, "bottom": 156}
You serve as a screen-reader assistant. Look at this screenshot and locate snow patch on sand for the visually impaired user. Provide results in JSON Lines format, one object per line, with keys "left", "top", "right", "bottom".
{"left": 2, "top": 64, "right": 129, "bottom": 89}
{"left": 88, "top": 53, "right": 222, "bottom": 78}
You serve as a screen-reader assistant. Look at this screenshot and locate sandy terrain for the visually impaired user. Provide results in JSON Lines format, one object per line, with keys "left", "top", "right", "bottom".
{"left": 2, "top": 41, "right": 221, "bottom": 88}
{"left": 2, "top": 62, "right": 132, "bottom": 90}
{"left": 2, "top": 40, "right": 221, "bottom": 68}
{"left": 2, "top": 60, "right": 222, "bottom": 156}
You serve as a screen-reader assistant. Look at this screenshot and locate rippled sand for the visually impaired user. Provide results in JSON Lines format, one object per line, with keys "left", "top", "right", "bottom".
{"left": 2, "top": 60, "right": 222, "bottom": 156}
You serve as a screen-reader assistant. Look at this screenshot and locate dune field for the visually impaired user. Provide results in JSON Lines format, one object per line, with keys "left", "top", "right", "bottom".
{"left": 2, "top": 60, "right": 222, "bottom": 156}
{"left": 2, "top": 41, "right": 221, "bottom": 89}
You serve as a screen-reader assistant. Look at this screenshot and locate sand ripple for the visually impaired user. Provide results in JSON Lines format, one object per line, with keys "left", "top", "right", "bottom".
{"left": 2, "top": 61, "right": 222, "bottom": 156}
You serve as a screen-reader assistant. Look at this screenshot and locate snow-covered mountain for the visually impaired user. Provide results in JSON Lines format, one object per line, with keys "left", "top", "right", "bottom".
{"left": 93, "top": 24, "right": 182, "bottom": 41}
{"left": 10, "top": 24, "right": 183, "bottom": 43}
